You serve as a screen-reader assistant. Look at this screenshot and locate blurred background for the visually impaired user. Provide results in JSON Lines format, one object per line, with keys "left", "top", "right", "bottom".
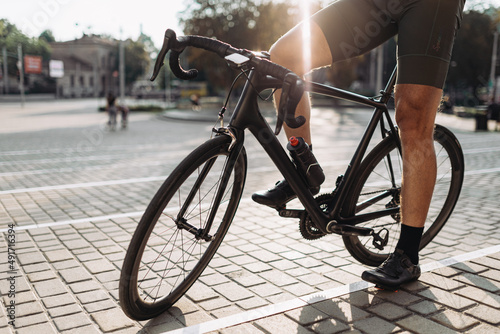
{"left": 1, "top": 0, "right": 500, "bottom": 115}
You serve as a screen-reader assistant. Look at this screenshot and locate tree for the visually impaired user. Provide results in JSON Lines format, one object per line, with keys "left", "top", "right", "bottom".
{"left": 1, "top": 20, "right": 52, "bottom": 74}
{"left": 39, "top": 30, "right": 56, "bottom": 43}
{"left": 178, "top": 0, "right": 323, "bottom": 90}
{"left": 123, "top": 38, "right": 150, "bottom": 86}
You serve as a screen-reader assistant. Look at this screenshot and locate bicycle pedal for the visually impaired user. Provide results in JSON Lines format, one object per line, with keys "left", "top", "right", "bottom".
{"left": 278, "top": 209, "right": 304, "bottom": 218}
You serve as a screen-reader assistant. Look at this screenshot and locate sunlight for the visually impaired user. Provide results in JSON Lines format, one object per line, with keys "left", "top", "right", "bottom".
{"left": 300, "top": 0, "right": 313, "bottom": 75}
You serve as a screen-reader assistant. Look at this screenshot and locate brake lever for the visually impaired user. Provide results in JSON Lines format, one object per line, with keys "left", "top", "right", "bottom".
{"left": 275, "top": 73, "right": 306, "bottom": 135}
{"left": 150, "top": 29, "right": 177, "bottom": 81}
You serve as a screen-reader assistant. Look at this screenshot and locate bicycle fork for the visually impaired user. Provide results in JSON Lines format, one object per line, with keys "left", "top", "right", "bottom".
{"left": 174, "top": 136, "right": 244, "bottom": 242}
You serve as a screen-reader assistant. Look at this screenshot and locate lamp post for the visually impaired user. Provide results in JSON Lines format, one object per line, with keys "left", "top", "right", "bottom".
{"left": 17, "top": 44, "right": 25, "bottom": 107}
{"left": 487, "top": 7, "right": 500, "bottom": 101}
{"left": 489, "top": 30, "right": 498, "bottom": 101}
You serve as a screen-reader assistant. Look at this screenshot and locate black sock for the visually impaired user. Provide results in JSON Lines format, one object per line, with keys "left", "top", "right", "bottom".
{"left": 396, "top": 224, "right": 423, "bottom": 265}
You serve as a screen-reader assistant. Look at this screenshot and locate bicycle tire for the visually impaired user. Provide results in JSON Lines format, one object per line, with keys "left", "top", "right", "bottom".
{"left": 342, "top": 125, "right": 464, "bottom": 267}
{"left": 119, "top": 135, "right": 247, "bottom": 320}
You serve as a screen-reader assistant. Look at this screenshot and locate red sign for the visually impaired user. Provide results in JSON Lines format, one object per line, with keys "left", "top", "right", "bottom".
{"left": 24, "top": 55, "right": 42, "bottom": 74}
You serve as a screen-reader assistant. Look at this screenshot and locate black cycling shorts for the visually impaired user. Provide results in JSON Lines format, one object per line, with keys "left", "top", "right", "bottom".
{"left": 311, "top": 0, "right": 466, "bottom": 88}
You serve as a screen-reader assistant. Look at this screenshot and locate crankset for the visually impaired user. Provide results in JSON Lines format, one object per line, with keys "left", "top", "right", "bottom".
{"left": 299, "top": 193, "right": 334, "bottom": 240}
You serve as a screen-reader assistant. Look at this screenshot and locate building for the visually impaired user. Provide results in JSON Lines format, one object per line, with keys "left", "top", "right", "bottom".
{"left": 50, "top": 34, "right": 118, "bottom": 98}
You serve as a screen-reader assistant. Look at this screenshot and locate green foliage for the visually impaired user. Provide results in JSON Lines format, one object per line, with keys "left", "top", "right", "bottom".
{"left": 123, "top": 38, "right": 150, "bottom": 86}
{"left": 178, "top": 0, "right": 323, "bottom": 89}
{"left": 0, "top": 19, "right": 52, "bottom": 76}
{"left": 39, "top": 30, "right": 56, "bottom": 43}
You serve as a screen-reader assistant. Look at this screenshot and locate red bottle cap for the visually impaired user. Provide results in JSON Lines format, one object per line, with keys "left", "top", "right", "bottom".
{"left": 289, "top": 136, "right": 299, "bottom": 146}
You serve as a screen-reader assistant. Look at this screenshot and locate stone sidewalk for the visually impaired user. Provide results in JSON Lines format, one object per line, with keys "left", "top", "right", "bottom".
{"left": 0, "top": 99, "right": 499, "bottom": 333}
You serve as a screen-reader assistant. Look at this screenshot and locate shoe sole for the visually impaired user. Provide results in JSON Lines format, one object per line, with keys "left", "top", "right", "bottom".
{"left": 374, "top": 284, "right": 399, "bottom": 292}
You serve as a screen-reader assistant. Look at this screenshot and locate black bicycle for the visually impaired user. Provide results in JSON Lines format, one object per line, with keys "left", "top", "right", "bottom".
{"left": 119, "top": 29, "right": 465, "bottom": 320}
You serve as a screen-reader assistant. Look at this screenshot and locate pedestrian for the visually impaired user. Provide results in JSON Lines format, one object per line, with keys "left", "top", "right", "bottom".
{"left": 106, "top": 92, "right": 118, "bottom": 131}
{"left": 118, "top": 104, "right": 129, "bottom": 129}
{"left": 252, "top": 0, "right": 466, "bottom": 290}
{"left": 487, "top": 97, "right": 500, "bottom": 131}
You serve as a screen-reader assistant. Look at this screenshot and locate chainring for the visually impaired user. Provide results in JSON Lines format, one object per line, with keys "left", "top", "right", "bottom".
{"left": 299, "top": 193, "right": 334, "bottom": 240}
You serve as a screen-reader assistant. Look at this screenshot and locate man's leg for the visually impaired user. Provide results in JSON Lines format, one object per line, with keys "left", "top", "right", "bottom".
{"left": 251, "top": 20, "right": 332, "bottom": 209}
{"left": 269, "top": 20, "right": 333, "bottom": 144}
{"left": 395, "top": 84, "right": 441, "bottom": 229}
{"left": 361, "top": 83, "right": 442, "bottom": 290}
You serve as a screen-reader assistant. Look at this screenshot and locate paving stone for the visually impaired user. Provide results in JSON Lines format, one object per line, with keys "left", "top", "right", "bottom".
{"left": 455, "top": 285, "right": 500, "bottom": 308}
{"left": 311, "top": 299, "right": 370, "bottom": 323}
{"left": 16, "top": 322, "right": 58, "bottom": 334}
{"left": 212, "top": 282, "right": 255, "bottom": 302}
{"left": 82, "top": 259, "right": 115, "bottom": 274}
{"left": 83, "top": 299, "right": 117, "bottom": 313}
{"left": 42, "top": 293, "right": 77, "bottom": 308}
{"left": 396, "top": 314, "right": 458, "bottom": 334}
{"left": 2, "top": 290, "right": 36, "bottom": 305}
{"left": 47, "top": 303, "right": 83, "bottom": 318}
{"left": 91, "top": 308, "right": 135, "bottom": 332}
{"left": 368, "top": 302, "right": 411, "bottom": 321}
{"left": 16, "top": 252, "right": 46, "bottom": 266}
{"left": 454, "top": 272, "right": 500, "bottom": 293}
{"left": 249, "top": 283, "right": 283, "bottom": 298}
{"left": 69, "top": 280, "right": 102, "bottom": 294}
{"left": 341, "top": 290, "right": 382, "bottom": 308}
{"left": 60, "top": 325, "right": 104, "bottom": 334}
{"left": 199, "top": 296, "right": 233, "bottom": 311}
{"left": 407, "top": 300, "right": 442, "bottom": 316}
{"left": 466, "top": 304, "right": 500, "bottom": 325}
{"left": 466, "top": 323, "right": 500, "bottom": 334}
{"left": 14, "top": 313, "right": 50, "bottom": 329}
{"left": 59, "top": 267, "right": 93, "bottom": 284}
{"left": 283, "top": 282, "right": 317, "bottom": 296}
{"left": 76, "top": 289, "right": 110, "bottom": 304}
{"left": 254, "top": 314, "right": 314, "bottom": 333}
{"left": 221, "top": 270, "right": 260, "bottom": 286}
{"left": 431, "top": 309, "right": 479, "bottom": 331}
{"left": 353, "top": 316, "right": 401, "bottom": 334}
{"left": 285, "top": 304, "right": 330, "bottom": 326}
{"left": 185, "top": 282, "right": 219, "bottom": 303}
{"left": 419, "top": 272, "right": 464, "bottom": 291}
{"left": 33, "top": 279, "right": 68, "bottom": 298}
{"left": 236, "top": 296, "right": 269, "bottom": 310}
{"left": 27, "top": 270, "right": 58, "bottom": 282}
{"left": 53, "top": 313, "right": 92, "bottom": 332}
{"left": 418, "top": 287, "right": 476, "bottom": 311}
{"left": 16, "top": 301, "right": 44, "bottom": 317}
{"left": 199, "top": 272, "right": 231, "bottom": 286}
{"left": 308, "top": 317, "right": 350, "bottom": 334}
{"left": 219, "top": 323, "right": 265, "bottom": 334}
{"left": 177, "top": 309, "right": 215, "bottom": 327}
{"left": 258, "top": 269, "right": 298, "bottom": 287}
{"left": 44, "top": 249, "right": 74, "bottom": 262}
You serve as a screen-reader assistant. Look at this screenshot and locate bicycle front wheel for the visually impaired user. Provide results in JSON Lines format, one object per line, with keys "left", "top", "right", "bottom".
{"left": 119, "top": 135, "right": 247, "bottom": 320}
{"left": 342, "top": 125, "right": 464, "bottom": 267}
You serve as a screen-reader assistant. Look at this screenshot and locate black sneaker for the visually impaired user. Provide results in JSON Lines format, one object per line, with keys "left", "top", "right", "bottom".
{"left": 251, "top": 179, "right": 319, "bottom": 210}
{"left": 361, "top": 249, "right": 421, "bottom": 291}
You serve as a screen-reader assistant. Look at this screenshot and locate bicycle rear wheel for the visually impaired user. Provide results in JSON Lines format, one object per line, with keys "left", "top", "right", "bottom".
{"left": 119, "top": 135, "right": 247, "bottom": 320}
{"left": 342, "top": 125, "right": 464, "bottom": 267}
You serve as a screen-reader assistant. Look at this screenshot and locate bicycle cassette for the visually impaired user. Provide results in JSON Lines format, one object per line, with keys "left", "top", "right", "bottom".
{"left": 299, "top": 193, "right": 333, "bottom": 240}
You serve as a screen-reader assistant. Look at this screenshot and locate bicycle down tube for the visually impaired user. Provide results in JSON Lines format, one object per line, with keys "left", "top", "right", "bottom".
{"left": 225, "top": 65, "right": 401, "bottom": 234}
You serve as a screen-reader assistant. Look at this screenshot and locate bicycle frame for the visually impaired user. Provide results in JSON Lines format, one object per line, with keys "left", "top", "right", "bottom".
{"left": 219, "top": 66, "right": 401, "bottom": 236}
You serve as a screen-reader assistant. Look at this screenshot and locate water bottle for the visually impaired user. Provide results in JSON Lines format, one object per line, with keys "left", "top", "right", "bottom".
{"left": 287, "top": 136, "right": 325, "bottom": 187}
